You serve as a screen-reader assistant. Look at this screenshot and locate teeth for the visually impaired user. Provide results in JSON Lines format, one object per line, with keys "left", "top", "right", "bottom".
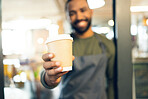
{"left": 77, "top": 21, "right": 86, "bottom": 27}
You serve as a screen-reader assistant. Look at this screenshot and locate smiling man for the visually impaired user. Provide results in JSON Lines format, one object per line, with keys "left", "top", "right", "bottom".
{"left": 67, "top": 0, "right": 92, "bottom": 35}
{"left": 40, "top": 0, "right": 115, "bottom": 99}
{"left": 67, "top": 0, "right": 93, "bottom": 38}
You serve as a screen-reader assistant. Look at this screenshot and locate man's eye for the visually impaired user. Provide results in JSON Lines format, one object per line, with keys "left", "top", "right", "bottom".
{"left": 81, "top": 8, "right": 86, "bottom": 12}
{"left": 70, "top": 13, "right": 74, "bottom": 16}
{"left": 69, "top": 12, "right": 75, "bottom": 16}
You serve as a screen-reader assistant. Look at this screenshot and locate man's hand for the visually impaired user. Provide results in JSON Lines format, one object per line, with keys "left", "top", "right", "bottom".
{"left": 42, "top": 53, "right": 74, "bottom": 88}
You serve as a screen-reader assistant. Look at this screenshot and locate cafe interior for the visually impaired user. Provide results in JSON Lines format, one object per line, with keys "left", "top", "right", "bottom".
{"left": 0, "top": 0, "right": 148, "bottom": 99}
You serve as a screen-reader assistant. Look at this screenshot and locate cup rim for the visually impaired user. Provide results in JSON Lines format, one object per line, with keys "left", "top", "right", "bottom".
{"left": 45, "top": 34, "right": 73, "bottom": 44}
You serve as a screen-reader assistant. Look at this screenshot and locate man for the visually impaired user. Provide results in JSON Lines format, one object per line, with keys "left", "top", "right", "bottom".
{"left": 41, "top": 0, "right": 115, "bottom": 99}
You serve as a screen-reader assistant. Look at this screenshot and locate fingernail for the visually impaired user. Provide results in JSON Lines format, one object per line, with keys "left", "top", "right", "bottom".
{"left": 56, "top": 67, "right": 62, "bottom": 71}
{"left": 55, "top": 62, "right": 61, "bottom": 66}
{"left": 49, "top": 54, "right": 53, "bottom": 58}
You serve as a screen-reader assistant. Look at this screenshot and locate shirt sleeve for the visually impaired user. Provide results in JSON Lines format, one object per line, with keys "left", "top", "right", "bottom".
{"left": 40, "top": 69, "right": 53, "bottom": 89}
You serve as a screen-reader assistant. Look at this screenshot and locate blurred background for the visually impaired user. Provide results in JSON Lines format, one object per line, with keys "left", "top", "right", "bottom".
{"left": 1, "top": 0, "right": 148, "bottom": 99}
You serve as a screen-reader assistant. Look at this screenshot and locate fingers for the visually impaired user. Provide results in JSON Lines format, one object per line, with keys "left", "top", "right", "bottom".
{"left": 43, "top": 53, "right": 73, "bottom": 84}
{"left": 72, "top": 55, "right": 75, "bottom": 61}
{"left": 43, "top": 60, "right": 63, "bottom": 76}
{"left": 43, "top": 53, "right": 71, "bottom": 86}
{"left": 46, "top": 66, "right": 63, "bottom": 76}
{"left": 48, "top": 71, "right": 68, "bottom": 81}
{"left": 42, "top": 53, "right": 54, "bottom": 61}
{"left": 57, "top": 71, "right": 68, "bottom": 77}
{"left": 43, "top": 61, "right": 61, "bottom": 70}
{"left": 45, "top": 70, "right": 69, "bottom": 85}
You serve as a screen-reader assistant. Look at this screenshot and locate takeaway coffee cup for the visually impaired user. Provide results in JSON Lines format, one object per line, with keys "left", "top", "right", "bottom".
{"left": 46, "top": 34, "right": 73, "bottom": 72}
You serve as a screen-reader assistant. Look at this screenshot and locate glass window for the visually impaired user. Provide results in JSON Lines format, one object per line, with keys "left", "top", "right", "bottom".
{"left": 131, "top": 0, "right": 148, "bottom": 98}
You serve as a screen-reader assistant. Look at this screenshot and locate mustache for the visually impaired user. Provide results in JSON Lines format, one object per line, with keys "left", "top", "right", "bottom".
{"left": 74, "top": 19, "right": 89, "bottom": 25}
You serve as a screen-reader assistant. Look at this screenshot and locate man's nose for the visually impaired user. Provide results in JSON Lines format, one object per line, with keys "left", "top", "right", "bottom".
{"left": 76, "top": 11, "right": 83, "bottom": 20}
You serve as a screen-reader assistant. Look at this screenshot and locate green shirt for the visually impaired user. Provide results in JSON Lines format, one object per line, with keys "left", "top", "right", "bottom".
{"left": 72, "top": 33, "right": 115, "bottom": 99}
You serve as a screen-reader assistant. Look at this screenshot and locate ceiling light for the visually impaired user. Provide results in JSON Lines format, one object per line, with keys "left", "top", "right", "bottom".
{"left": 87, "top": 0, "right": 105, "bottom": 9}
{"left": 130, "top": 6, "right": 148, "bottom": 12}
{"left": 37, "top": 38, "right": 44, "bottom": 44}
{"left": 108, "top": 20, "right": 114, "bottom": 26}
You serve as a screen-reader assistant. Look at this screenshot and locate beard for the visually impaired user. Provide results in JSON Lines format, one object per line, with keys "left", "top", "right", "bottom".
{"left": 71, "top": 18, "right": 91, "bottom": 35}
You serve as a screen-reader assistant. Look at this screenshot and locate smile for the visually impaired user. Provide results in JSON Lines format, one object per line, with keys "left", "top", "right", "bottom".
{"left": 76, "top": 21, "right": 87, "bottom": 27}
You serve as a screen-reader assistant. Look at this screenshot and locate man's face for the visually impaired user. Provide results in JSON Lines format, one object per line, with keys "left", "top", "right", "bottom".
{"left": 66, "top": 0, "right": 93, "bottom": 35}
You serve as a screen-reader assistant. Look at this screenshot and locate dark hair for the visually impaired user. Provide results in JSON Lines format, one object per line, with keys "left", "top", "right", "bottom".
{"left": 65, "top": 0, "right": 87, "bottom": 11}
